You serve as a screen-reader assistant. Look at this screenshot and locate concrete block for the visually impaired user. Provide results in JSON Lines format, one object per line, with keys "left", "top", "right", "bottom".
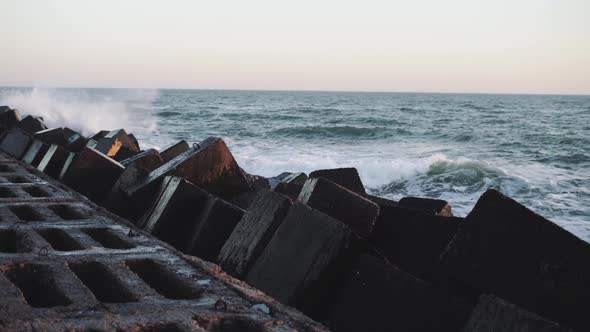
{"left": 246, "top": 202, "right": 354, "bottom": 305}
{"left": 126, "top": 137, "right": 251, "bottom": 203}
{"left": 37, "top": 144, "right": 71, "bottom": 178}
{"left": 18, "top": 115, "right": 47, "bottom": 134}
{"left": 328, "top": 254, "right": 473, "bottom": 332}
{"left": 160, "top": 140, "right": 190, "bottom": 162}
{"left": 269, "top": 172, "right": 308, "bottom": 190}
{"left": 139, "top": 176, "right": 210, "bottom": 251}
{"left": 370, "top": 205, "right": 462, "bottom": 282}
{"left": 464, "top": 295, "right": 570, "bottom": 332}
{"left": 274, "top": 181, "right": 304, "bottom": 201}
{"left": 0, "top": 127, "right": 32, "bottom": 159}
{"left": 35, "top": 127, "right": 86, "bottom": 152}
{"left": 367, "top": 194, "right": 399, "bottom": 208}
{"left": 0, "top": 106, "right": 21, "bottom": 127}
{"left": 309, "top": 167, "right": 366, "bottom": 195}
{"left": 94, "top": 129, "right": 141, "bottom": 161}
{"left": 298, "top": 177, "right": 379, "bottom": 237}
{"left": 440, "top": 189, "right": 590, "bottom": 331}
{"left": 21, "top": 139, "right": 50, "bottom": 167}
{"left": 186, "top": 195, "right": 244, "bottom": 262}
{"left": 120, "top": 148, "right": 164, "bottom": 171}
{"left": 61, "top": 147, "right": 125, "bottom": 203}
{"left": 398, "top": 196, "right": 453, "bottom": 216}
{"left": 218, "top": 190, "right": 293, "bottom": 278}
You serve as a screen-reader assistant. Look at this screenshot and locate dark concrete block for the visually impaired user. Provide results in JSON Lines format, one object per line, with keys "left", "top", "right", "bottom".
{"left": 94, "top": 129, "right": 141, "bottom": 161}
{"left": 0, "top": 127, "right": 32, "bottom": 159}
{"left": 440, "top": 189, "right": 590, "bottom": 331}
{"left": 160, "top": 140, "right": 190, "bottom": 162}
{"left": 398, "top": 196, "right": 453, "bottom": 216}
{"left": 37, "top": 144, "right": 70, "bottom": 178}
{"left": 35, "top": 127, "right": 86, "bottom": 152}
{"left": 120, "top": 148, "right": 164, "bottom": 171}
{"left": 328, "top": 254, "right": 473, "bottom": 332}
{"left": 309, "top": 167, "right": 366, "bottom": 195}
{"left": 0, "top": 106, "right": 21, "bottom": 127}
{"left": 269, "top": 172, "right": 308, "bottom": 190}
{"left": 246, "top": 202, "right": 353, "bottom": 306}
{"left": 367, "top": 194, "right": 399, "bottom": 208}
{"left": 370, "top": 206, "right": 463, "bottom": 282}
{"left": 218, "top": 190, "right": 293, "bottom": 278}
{"left": 18, "top": 115, "right": 47, "bottom": 134}
{"left": 274, "top": 181, "right": 304, "bottom": 201}
{"left": 22, "top": 139, "right": 50, "bottom": 167}
{"left": 127, "top": 137, "right": 251, "bottom": 202}
{"left": 139, "top": 176, "right": 211, "bottom": 251}
{"left": 464, "top": 295, "right": 570, "bottom": 332}
{"left": 298, "top": 177, "right": 379, "bottom": 237}
{"left": 61, "top": 147, "right": 125, "bottom": 203}
{"left": 186, "top": 196, "right": 245, "bottom": 262}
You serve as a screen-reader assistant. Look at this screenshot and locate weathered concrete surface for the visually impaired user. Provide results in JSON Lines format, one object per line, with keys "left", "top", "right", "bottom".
{"left": 0, "top": 128, "right": 32, "bottom": 159}
{"left": 21, "top": 140, "right": 49, "bottom": 167}
{"left": 17, "top": 115, "right": 47, "bottom": 134}
{"left": 219, "top": 190, "right": 293, "bottom": 278}
{"left": 440, "top": 189, "right": 590, "bottom": 331}
{"left": 37, "top": 144, "right": 70, "bottom": 179}
{"left": 0, "top": 151, "right": 328, "bottom": 332}
{"left": 161, "top": 140, "right": 190, "bottom": 163}
{"left": 298, "top": 177, "right": 378, "bottom": 237}
{"left": 61, "top": 147, "right": 125, "bottom": 204}
{"left": 94, "top": 129, "right": 141, "bottom": 161}
{"left": 370, "top": 204, "right": 463, "bottom": 282}
{"left": 127, "top": 137, "right": 251, "bottom": 205}
{"left": 398, "top": 196, "right": 453, "bottom": 216}
{"left": 309, "top": 168, "right": 366, "bottom": 195}
{"left": 327, "top": 254, "right": 473, "bottom": 332}
{"left": 464, "top": 295, "right": 570, "bottom": 332}
{"left": 246, "top": 202, "right": 354, "bottom": 307}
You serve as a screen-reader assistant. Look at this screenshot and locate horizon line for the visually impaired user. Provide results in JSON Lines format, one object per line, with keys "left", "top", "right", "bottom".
{"left": 1, "top": 85, "right": 589, "bottom": 97}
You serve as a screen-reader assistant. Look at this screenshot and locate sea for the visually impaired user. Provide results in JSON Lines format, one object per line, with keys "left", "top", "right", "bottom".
{"left": 1, "top": 87, "right": 589, "bottom": 240}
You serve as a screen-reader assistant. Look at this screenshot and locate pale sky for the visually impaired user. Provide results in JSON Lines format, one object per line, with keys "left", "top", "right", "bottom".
{"left": 0, "top": 0, "right": 589, "bottom": 94}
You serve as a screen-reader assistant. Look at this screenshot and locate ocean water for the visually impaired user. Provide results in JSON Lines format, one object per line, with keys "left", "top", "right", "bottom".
{"left": 1, "top": 87, "right": 589, "bottom": 239}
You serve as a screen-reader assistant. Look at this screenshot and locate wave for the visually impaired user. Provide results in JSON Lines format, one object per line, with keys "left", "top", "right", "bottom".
{"left": 269, "top": 125, "right": 405, "bottom": 139}
{"left": 0, "top": 87, "right": 159, "bottom": 141}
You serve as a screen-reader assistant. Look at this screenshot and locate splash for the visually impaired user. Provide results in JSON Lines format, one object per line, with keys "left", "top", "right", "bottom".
{"left": 0, "top": 88, "right": 159, "bottom": 146}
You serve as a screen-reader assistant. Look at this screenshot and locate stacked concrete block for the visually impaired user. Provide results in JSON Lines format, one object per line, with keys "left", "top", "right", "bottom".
{"left": 0, "top": 152, "right": 328, "bottom": 332}
{"left": 440, "top": 189, "right": 590, "bottom": 331}
{"left": 398, "top": 196, "right": 453, "bottom": 216}
{"left": 34, "top": 127, "right": 86, "bottom": 152}
{"left": 160, "top": 140, "right": 190, "bottom": 162}
{"left": 21, "top": 139, "right": 50, "bottom": 167}
{"left": 36, "top": 144, "right": 71, "bottom": 179}
{"left": 17, "top": 115, "right": 47, "bottom": 134}
{"left": 94, "top": 129, "right": 141, "bottom": 161}
{"left": 298, "top": 177, "right": 379, "bottom": 237}
{"left": 61, "top": 147, "right": 125, "bottom": 203}
{"left": 219, "top": 190, "right": 293, "bottom": 278}
{"left": 246, "top": 202, "right": 357, "bottom": 312}
{"left": 0, "top": 128, "right": 33, "bottom": 159}
{"left": 309, "top": 167, "right": 366, "bottom": 195}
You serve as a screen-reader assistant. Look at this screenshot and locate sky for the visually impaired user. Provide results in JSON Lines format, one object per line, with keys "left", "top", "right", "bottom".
{"left": 0, "top": 0, "right": 589, "bottom": 94}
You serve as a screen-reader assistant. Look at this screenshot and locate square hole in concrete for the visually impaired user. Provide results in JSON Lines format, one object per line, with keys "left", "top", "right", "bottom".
{"left": 193, "top": 316, "right": 265, "bottom": 332}
{"left": 0, "top": 229, "right": 31, "bottom": 253}
{"left": 37, "top": 229, "right": 85, "bottom": 251}
{"left": 4, "top": 175, "right": 30, "bottom": 184}
{"left": 48, "top": 204, "right": 88, "bottom": 220}
{"left": 125, "top": 259, "right": 202, "bottom": 300}
{"left": 69, "top": 261, "right": 138, "bottom": 303}
{"left": 82, "top": 228, "right": 135, "bottom": 249}
{"left": 22, "top": 186, "right": 50, "bottom": 198}
{"left": 0, "top": 164, "right": 14, "bottom": 172}
{"left": 0, "top": 187, "right": 17, "bottom": 198}
{"left": 120, "top": 322, "right": 186, "bottom": 332}
{"left": 9, "top": 205, "right": 45, "bottom": 221}
{"left": 4, "top": 264, "right": 72, "bottom": 307}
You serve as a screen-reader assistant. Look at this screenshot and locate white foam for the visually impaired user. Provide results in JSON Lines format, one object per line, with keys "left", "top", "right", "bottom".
{"left": 0, "top": 88, "right": 159, "bottom": 147}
